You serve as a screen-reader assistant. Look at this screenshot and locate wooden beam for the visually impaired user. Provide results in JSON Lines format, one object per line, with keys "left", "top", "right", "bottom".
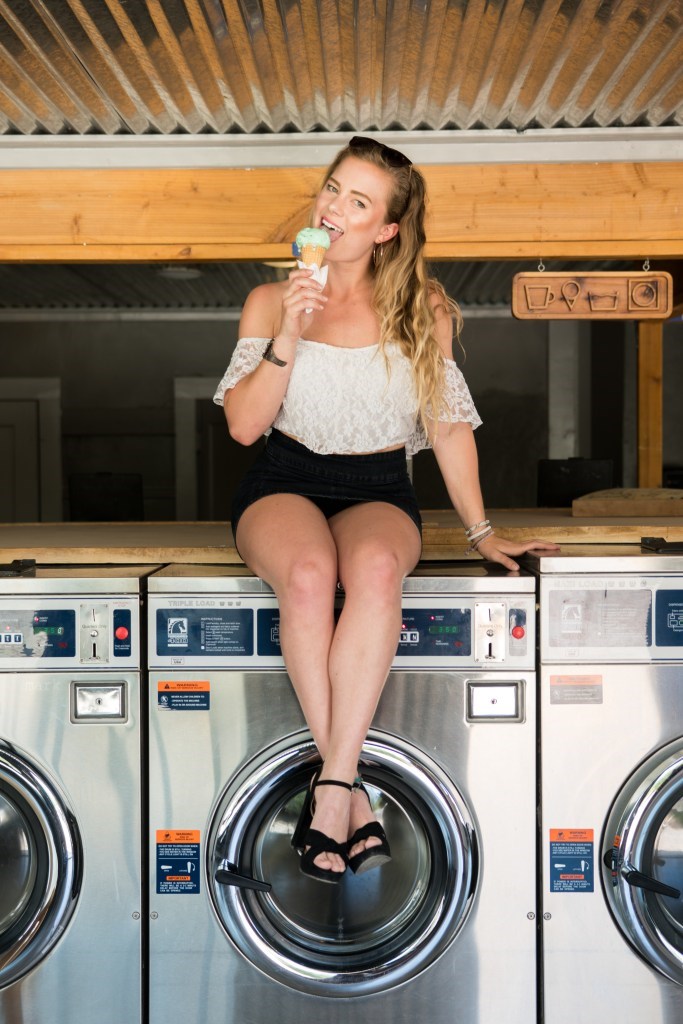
{"left": 637, "top": 320, "right": 664, "bottom": 488}
{"left": 653, "top": 260, "right": 683, "bottom": 318}
{"left": 0, "top": 161, "right": 682, "bottom": 261}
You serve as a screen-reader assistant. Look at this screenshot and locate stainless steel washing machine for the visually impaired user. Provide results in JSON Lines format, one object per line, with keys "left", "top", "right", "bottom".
{"left": 147, "top": 562, "right": 537, "bottom": 1023}
{"left": 0, "top": 565, "right": 150, "bottom": 1024}
{"left": 527, "top": 546, "right": 683, "bottom": 1024}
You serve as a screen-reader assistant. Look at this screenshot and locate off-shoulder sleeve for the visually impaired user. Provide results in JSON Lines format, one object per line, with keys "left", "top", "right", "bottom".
{"left": 406, "top": 359, "right": 482, "bottom": 456}
{"left": 440, "top": 359, "right": 482, "bottom": 428}
{"left": 212, "top": 337, "right": 270, "bottom": 406}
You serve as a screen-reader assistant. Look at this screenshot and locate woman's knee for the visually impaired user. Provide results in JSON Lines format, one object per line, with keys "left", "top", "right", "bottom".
{"left": 342, "top": 542, "right": 404, "bottom": 599}
{"left": 281, "top": 552, "right": 338, "bottom": 608}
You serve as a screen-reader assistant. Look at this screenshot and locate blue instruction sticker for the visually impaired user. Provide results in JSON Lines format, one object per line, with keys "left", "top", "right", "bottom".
{"left": 550, "top": 829, "right": 594, "bottom": 892}
{"left": 156, "top": 830, "right": 201, "bottom": 894}
{"left": 656, "top": 590, "right": 683, "bottom": 646}
{"left": 257, "top": 608, "right": 282, "bottom": 656}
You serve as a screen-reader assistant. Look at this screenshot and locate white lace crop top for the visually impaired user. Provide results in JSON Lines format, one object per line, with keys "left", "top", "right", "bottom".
{"left": 213, "top": 337, "right": 482, "bottom": 456}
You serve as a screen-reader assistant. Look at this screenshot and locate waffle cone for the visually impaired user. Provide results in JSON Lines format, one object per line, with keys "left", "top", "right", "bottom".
{"left": 299, "top": 244, "right": 327, "bottom": 267}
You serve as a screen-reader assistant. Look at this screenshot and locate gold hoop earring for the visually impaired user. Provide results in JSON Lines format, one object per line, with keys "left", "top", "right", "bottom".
{"left": 373, "top": 243, "right": 384, "bottom": 265}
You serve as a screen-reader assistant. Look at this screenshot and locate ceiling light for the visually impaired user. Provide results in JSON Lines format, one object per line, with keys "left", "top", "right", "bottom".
{"left": 157, "top": 265, "right": 203, "bottom": 280}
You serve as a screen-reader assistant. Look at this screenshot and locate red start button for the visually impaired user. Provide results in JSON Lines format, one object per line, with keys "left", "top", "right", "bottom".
{"left": 511, "top": 625, "right": 525, "bottom": 639}
{"left": 115, "top": 626, "right": 130, "bottom": 640}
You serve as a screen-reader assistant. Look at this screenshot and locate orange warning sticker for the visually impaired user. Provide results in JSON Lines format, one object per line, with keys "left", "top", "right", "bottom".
{"left": 158, "top": 680, "right": 210, "bottom": 692}
{"left": 550, "top": 675, "right": 602, "bottom": 687}
{"left": 550, "top": 828, "right": 594, "bottom": 843}
{"left": 156, "top": 829, "right": 201, "bottom": 844}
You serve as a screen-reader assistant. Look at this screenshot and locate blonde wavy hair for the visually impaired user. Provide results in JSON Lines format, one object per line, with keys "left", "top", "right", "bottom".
{"left": 321, "top": 138, "right": 463, "bottom": 435}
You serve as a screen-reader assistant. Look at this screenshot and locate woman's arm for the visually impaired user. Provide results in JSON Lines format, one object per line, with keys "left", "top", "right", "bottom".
{"left": 429, "top": 299, "right": 558, "bottom": 571}
{"left": 224, "top": 269, "right": 327, "bottom": 446}
{"left": 431, "top": 423, "right": 558, "bottom": 571}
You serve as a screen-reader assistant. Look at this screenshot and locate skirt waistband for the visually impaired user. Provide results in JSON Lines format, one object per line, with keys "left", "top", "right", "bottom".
{"left": 268, "top": 429, "right": 408, "bottom": 465}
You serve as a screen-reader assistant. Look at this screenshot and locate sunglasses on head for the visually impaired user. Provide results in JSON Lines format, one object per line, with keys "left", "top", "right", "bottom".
{"left": 348, "top": 136, "right": 412, "bottom": 169}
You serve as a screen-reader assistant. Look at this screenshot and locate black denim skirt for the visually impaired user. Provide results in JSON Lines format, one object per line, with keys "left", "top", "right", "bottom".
{"left": 231, "top": 429, "right": 422, "bottom": 542}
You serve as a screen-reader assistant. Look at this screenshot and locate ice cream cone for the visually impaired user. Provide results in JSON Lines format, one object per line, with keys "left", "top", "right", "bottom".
{"left": 299, "top": 244, "right": 328, "bottom": 267}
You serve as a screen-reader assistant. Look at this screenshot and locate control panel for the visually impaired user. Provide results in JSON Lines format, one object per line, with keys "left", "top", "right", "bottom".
{"left": 149, "top": 594, "right": 535, "bottom": 669}
{"left": 0, "top": 598, "right": 138, "bottom": 668}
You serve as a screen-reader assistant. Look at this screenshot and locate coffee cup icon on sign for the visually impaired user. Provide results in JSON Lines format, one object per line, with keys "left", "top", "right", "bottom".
{"left": 524, "top": 284, "right": 556, "bottom": 310}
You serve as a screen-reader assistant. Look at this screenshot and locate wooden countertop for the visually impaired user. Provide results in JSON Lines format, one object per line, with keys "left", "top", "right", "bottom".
{"left": 1, "top": 510, "right": 683, "bottom": 564}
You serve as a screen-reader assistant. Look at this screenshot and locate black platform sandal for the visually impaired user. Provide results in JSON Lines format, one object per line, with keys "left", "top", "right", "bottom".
{"left": 346, "top": 781, "right": 392, "bottom": 875}
{"left": 299, "top": 778, "right": 353, "bottom": 884}
{"left": 291, "top": 766, "right": 321, "bottom": 853}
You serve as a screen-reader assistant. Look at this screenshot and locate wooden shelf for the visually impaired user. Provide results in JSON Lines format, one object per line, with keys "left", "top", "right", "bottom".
{"left": 2, "top": 511, "right": 682, "bottom": 565}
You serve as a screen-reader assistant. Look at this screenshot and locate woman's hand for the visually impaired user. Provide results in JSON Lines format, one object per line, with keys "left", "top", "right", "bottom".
{"left": 278, "top": 268, "right": 327, "bottom": 341}
{"left": 474, "top": 534, "right": 560, "bottom": 572}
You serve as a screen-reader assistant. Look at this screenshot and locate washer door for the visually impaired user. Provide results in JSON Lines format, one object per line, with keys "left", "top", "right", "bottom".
{"left": 0, "top": 745, "right": 82, "bottom": 988}
{"left": 603, "top": 739, "right": 683, "bottom": 983}
{"left": 208, "top": 730, "right": 478, "bottom": 997}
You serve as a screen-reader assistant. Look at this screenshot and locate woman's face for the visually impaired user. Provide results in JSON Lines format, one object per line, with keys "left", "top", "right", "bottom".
{"left": 313, "top": 155, "right": 399, "bottom": 263}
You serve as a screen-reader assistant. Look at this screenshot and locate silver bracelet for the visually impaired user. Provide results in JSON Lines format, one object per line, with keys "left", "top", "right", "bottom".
{"left": 466, "top": 524, "right": 493, "bottom": 543}
{"left": 466, "top": 528, "right": 494, "bottom": 554}
{"left": 465, "top": 518, "right": 490, "bottom": 538}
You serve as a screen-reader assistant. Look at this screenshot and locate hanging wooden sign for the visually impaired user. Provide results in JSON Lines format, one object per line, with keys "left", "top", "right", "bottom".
{"left": 511, "top": 271, "right": 673, "bottom": 320}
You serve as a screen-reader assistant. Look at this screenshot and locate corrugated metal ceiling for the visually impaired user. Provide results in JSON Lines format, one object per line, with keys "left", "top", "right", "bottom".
{"left": 0, "top": 0, "right": 680, "bottom": 135}
{"left": 0, "top": 0, "right": 680, "bottom": 310}
{"left": 0, "top": 258, "right": 635, "bottom": 312}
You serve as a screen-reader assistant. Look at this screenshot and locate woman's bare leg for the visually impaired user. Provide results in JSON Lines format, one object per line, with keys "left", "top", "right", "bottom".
{"left": 314, "top": 502, "right": 421, "bottom": 861}
{"left": 235, "top": 493, "right": 340, "bottom": 752}
{"left": 236, "top": 496, "right": 421, "bottom": 873}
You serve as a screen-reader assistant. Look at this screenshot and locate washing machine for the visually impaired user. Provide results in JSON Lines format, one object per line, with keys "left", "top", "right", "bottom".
{"left": 0, "top": 564, "right": 151, "bottom": 1024}
{"left": 527, "top": 545, "right": 683, "bottom": 1024}
{"left": 147, "top": 562, "right": 538, "bottom": 1023}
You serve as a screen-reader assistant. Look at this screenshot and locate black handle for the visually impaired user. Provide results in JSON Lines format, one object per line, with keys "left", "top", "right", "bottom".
{"left": 623, "top": 868, "right": 680, "bottom": 899}
{"left": 0, "top": 558, "right": 36, "bottom": 577}
{"left": 215, "top": 862, "right": 272, "bottom": 892}
{"left": 641, "top": 537, "right": 683, "bottom": 553}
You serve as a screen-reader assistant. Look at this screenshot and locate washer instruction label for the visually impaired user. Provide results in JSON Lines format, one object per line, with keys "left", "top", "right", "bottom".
{"left": 156, "top": 608, "right": 254, "bottom": 657}
{"left": 548, "top": 589, "right": 651, "bottom": 648}
{"left": 550, "top": 828, "right": 594, "bottom": 892}
{"left": 157, "top": 680, "right": 210, "bottom": 710}
{"left": 550, "top": 674, "right": 603, "bottom": 704}
{"left": 156, "top": 830, "right": 201, "bottom": 894}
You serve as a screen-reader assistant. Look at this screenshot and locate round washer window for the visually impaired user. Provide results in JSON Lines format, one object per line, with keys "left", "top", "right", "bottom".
{"left": 208, "top": 730, "right": 478, "bottom": 997}
{"left": 0, "top": 786, "right": 42, "bottom": 936}
{"left": 603, "top": 740, "right": 683, "bottom": 984}
{"left": 0, "top": 747, "right": 81, "bottom": 989}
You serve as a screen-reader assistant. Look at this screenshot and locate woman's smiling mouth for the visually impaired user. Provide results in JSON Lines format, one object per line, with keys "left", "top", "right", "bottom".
{"left": 321, "top": 217, "right": 344, "bottom": 240}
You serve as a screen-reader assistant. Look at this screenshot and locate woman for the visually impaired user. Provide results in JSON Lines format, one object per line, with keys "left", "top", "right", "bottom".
{"left": 214, "top": 136, "right": 557, "bottom": 884}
